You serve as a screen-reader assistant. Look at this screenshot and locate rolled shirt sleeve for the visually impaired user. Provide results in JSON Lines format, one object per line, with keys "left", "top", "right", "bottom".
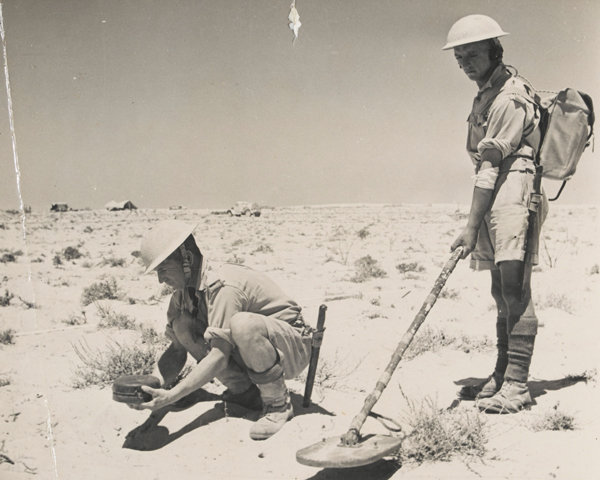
{"left": 477, "top": 96, "right": 528, "bottom": 159}
{"left": 203, "top": 285, "right": 248, "bottom": 346}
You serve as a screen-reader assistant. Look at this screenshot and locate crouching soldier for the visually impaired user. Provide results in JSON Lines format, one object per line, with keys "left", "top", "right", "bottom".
{"left": 135, "top": 220, "right": 312, "bottom": 440}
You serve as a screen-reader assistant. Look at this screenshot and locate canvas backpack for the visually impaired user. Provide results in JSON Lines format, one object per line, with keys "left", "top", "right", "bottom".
{"left": 532, "top": 88, "right": 595, "bottom": 200}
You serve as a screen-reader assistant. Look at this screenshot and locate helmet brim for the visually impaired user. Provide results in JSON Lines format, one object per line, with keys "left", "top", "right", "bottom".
{"left": 442, "top": 31, "right": 509, "bottom": 50}
{"left": 142, "top": 223, "right": 197, "bottom": 275}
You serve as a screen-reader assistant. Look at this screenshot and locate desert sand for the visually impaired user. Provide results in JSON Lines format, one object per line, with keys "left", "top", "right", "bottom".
{"left": 0, "top": 204, "right": 598, "bottom": 479}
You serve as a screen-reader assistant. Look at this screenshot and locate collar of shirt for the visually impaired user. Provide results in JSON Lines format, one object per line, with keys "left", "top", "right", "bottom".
{"left": 478, "top": 64, "right": 509, "bottom": 95}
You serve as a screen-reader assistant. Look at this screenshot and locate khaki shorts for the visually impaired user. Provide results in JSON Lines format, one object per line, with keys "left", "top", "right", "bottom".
{"left": 470, "top": 157, "right": 549, "bottom": 271}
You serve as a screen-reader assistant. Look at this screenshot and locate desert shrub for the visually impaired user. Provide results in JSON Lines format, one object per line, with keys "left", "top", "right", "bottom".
{"left": 231, "top": 239, "right": 244, "bottom": 247}
{"left": 535, "top": 292, "right": 574, "bottom": 314}
{"left": 63, "top": 246, "right": 82, "bottom": 261}
{"left": 439, "top": 288, "right": 460, "bottom": 300}
{"left": 529, "top": 403, "right": 576, "bottom": 432}
{"left": 0, "top": 375, "right": 10, "bottom": 387}
{"left": 351, "top": 255, "right": 387, "bottom": 283}
{"left": 139, "top": 325, "right": 169, "bottom": 347}
{"left": 0, "top": 329, "right": 15, "bottom": 345}
{"left": 399, "top": 398, "right": 487, "bottom": 464}
{"left": 405, "top": 326, "right": 493, "bottom": 360}
{"left": 589, "top": 264, "right": 599, "bottom": 275}
{"left": 17, "top": 296, "right": 36, "bottom": 309}
{"left": 0, "top": 250, "right": 23, "bottom": 263}
{"left": 5, "top": 209, "right": 19, "bottom": 215}
{"left": 396, "top": 262, "right": 425, "bottom": 274}
{"left": 71, "top": 339, "right": 157, "bottom": 388}
{"left": 81, "top": 277, "right": 122, "bottom": 306}
{"left": 147, "top": 284, "right": 175, "bottom": 303}
{"left": 252, "top": 244, "right": 273, "bottom": 254}
{"left": 82, "top": 261, "right": 93, "bottom": 268}
{"left": 0, "top": 291, "right": 14, "bottom": 307}
{"left": 53, "top": 255, "right": 62, "bottom": 266}
{"left": 96, "top": 303, "right": 137, "bottom": 330}
{"left": 99, "top": 256, "right": 127, "bottom": 268}
{"left": 227, "top": 254, "right": 245, "bottom": 265}
{"left": 130, "top": 250, "right": 141, "bottom": 258}
{"left": 295, "top": 349, "right": 363, "bottom": 390}
{"left": 31, "top": 257, "right": 43, "bottom": 263}
{"left": 62, "top": 311, "right": 88, "bottom": 326}
{"left": 83, "top": 226, "right": 93, "bottom": 233}
{"left": 330, "top": 225, "right": 371, "bottom": 265}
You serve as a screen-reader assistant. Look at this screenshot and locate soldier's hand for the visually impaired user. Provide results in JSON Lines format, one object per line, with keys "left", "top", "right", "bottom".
{"left": 451, "top": 227, "right": 478, "bottom": 259}
{"left": 134, "top": 386, "right": 173, "bottom": 411}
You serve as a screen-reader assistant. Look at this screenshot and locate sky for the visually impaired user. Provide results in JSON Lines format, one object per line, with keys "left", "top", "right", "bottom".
{"left": 1, "top": 0, "right": 599, "bottom": 210}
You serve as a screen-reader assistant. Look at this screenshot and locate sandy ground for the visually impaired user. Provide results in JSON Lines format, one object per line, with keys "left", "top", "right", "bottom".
{"left": 0, "top": 204, "right": 598, "bottom": 479}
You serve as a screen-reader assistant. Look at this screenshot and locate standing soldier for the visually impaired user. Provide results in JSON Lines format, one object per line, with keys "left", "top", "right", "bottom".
{"left": 443, "top": 15, "right": 548, "bottom": 413}
{"left": 134, "top": 220, "right": 313, "bottom": 439}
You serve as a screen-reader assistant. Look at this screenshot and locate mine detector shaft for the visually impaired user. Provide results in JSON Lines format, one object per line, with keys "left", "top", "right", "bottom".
{"left": 520, "top": 165, "right": 543, "bottom": 302}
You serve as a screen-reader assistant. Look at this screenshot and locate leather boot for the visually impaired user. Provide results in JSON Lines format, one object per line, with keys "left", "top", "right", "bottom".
{"left": 458, "top": 317, "right": 508, "bottom": 400}
{"left": 477, "top": 315, "right": 537, "bottom": 414}
{"left": 248, "top": 362, "right": 294, "bottom": 440}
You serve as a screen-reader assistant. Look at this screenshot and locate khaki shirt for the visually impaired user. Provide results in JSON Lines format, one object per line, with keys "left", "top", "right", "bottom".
{"left": 166, "top": 260, "right": 302, "bottom": 347}
{"left": 466, "top": 64, "right": 541, "bottom": 170}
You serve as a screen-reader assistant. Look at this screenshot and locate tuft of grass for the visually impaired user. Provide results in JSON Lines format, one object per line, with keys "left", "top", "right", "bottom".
{"left": 62, "top": 311, "right": 88, "bottom": 326}
{"left": 295, "top": 349, "right": 363, "bottom": 390}
{"left": 399, "top": 398, "right": 487, "bottom": 464}
{"left": 71, "top": 339, "right": 158, "bottom": 388}
{"left": 63, "top": 246, "right": 82, "bottom": 261}
{"left": 99, "top": 256, "right": 127, "bottom": 268}
{"left": 588, "top": 264, "right": 599, "bottom": 275}
{"left": 17, "top": 296, "right": 36, "bottom": 309}
{"left": 535, "top": 292, "right": 574, "bottom": 314}
{"left": 0, "top": 329, "right": 16, "bottom": 345}
{"left": 396, "top": 262, "right": 425, "bottom": 274}
{"left": 405, "top": 326, "right": 493, "bottom": 360}
{"left": 148, "top": 284, "right": 175, "bottom": 303}
{"left": 81, "top": 277, "right": 122, "bottom": 306}
{"left": 252, "top": 244, "right": 273, "bottom": 254}
{"left": 439, "top": 288, "right": 460, "bottom": 300}
{"left": 529, "top": 403, "right": 576, "bottom": 432}
{"left": 53, "top": 255, "right": 62, "bottom": 266}
{"left": 139, "top": 325, "right": 168, "bottom": 346}
{"left": 351, "top": 255, "right": 387, "bottom": 283}
{"left": 0, "top": 375, "right": 10, "bottom": 387}
{"left": 83, "top": 226, "right": 93, "bottom": 233}
{"left": 0, "top": 290, "right": 14, "bottom": 307}
{"left": 0, "top": 249, "right": 23, "bottom": 263}
{"left": 96, "top": 303, "right": 137, "bottom": 330}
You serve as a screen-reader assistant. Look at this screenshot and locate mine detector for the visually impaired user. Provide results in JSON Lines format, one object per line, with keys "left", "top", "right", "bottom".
{"left": 296, "top": 247, "right": 464, "bottom": 469}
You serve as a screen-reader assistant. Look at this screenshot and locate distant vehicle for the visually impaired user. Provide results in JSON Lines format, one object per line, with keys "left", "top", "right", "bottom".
{"left": 50, "top": 203, "right": 69, "bottom": 212}
{"left": 227, "top": 201, "right": 261, "bottom": 217}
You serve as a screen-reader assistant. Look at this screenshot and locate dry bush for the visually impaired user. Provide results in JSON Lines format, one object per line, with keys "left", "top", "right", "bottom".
{"left": 405, "top": 326, "right": 493, "bottom": 360}
{"left": 528, "top": 403, "right": 576, "bottom": 432}
{"left": 535, "top": 292, "right": 574, "bottom": 314}
{"left": 329, "top": 225, "right": 370, "bottom": 265}
{"left": 439, "top": 288, "right": 460, "bottom": 300}
{"left": 62, "top": 311, "right": 88, "bottom": 326}
{"left": 252, "top": 244, "right": 273, "bottom": 254}
{"left": 396, "top": 262, "right": 425, "bottom": 274}
{"left": 0, "top": 329, "right": 15, "bottom": 345}
{"left": 81, "top": 277, "right": 123, "bottom": 306}
{"left": 588, "top": 264, "right": 599, "bottom": 275}
{"left": 71, "top": 339, "right": 158, "bottom": 388}
{"left": 351, "top": 255, "right": 387, "bottom": 283}
{"left": 399, "top": 398, "right": 487, "bottom": 464}
{"left": 96, "top": 303, "right": 137, "bottom": 330}
{"left": 0, "top": 249, "right": 23, "bottom": 263}
{"left": 0, "top": 375, "right": 10, "bottom": 387}
{"left": 99, "top": 256, "right": 127, "bottom": 268}
{"left": 63, "top": 246, "right": 82, "bottom": 261}
{"left": 0, "top": 290, "right": 14, "bottom": 307}
{"left": 295, "top": 349, "right": 363, "bottom": 390}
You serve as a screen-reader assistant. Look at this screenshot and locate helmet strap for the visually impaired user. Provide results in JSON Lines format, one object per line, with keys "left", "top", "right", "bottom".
{"left": 179, "top": 244, "right": 192, "bottom": 284}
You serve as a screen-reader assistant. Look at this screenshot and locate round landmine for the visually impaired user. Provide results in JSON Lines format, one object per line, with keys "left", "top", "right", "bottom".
{"left": 112, "top": 375, "right": 160, "bottom": 405}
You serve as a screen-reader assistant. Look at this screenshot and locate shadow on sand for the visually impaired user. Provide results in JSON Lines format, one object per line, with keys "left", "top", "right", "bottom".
{"left": 303, "top": 458, "right": 400, "bottom": 480}
{"left": 452, "top": 374, "right": 589, "bottom": 409}
{"left": 123, "top": 388, "right": 334, "bottom": 451}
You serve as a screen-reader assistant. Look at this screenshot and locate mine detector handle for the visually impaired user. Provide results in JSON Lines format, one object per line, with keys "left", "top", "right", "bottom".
{"left": 340, "top": 247, "right": 464, "bottom": 446}
{"left": 303, "top": 304, "right": 328, "bottom": 408}
{"left": 521, "top": 165, "right": 543, "bottom": 302}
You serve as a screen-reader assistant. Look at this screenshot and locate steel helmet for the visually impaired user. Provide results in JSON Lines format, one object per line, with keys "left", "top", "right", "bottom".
{"left": 442, "top": 14, "right": 509, "bottom": 50}
{"left": 139, "top": 220, "right": 198, "bottom": 275}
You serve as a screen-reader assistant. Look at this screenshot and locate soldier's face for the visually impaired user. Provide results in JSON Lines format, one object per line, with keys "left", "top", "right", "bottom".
{"left": 454, "top": 41, "right": 493, "bottom": 86}
{"left": 155, "top": 258, "right": 186, "bottom": 289}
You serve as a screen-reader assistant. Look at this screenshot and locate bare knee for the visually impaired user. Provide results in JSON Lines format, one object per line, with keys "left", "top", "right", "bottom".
{"left": 230, "top": 312, "right": 267, "bottom": 345}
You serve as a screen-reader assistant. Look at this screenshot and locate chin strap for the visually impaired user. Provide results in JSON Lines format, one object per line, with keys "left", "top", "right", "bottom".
{"left": 179, "top": 244, "right": 192, "bottom": 284}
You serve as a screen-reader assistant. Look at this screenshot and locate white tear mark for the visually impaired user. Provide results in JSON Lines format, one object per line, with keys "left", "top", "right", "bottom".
{"left": 44, "top": 399, "right": 59, "bottom": 479}
{"left": 288, "top": 0, "right": 301, "bottom": 45}
{"left": 1, "top": 2, "right": 36, "bottom": 308}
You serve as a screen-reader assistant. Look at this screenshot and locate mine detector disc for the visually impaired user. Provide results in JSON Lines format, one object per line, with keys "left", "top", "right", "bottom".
{"left": 296, "top": 434, "right": 402, "bottom": 468}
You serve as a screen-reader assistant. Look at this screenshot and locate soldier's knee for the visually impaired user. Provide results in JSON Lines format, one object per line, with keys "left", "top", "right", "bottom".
{"left": 230, "top": 312, "right": 263, "bottom": 342}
